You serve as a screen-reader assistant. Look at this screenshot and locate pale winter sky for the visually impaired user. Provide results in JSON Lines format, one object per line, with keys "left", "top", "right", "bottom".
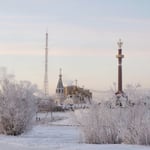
{"left": 0, "top": 0, "right": 150, "bottom": 94}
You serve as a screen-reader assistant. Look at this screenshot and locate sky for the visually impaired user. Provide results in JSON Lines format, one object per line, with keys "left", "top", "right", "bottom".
{"left": 0, "top": 0, "right": 150, "bottom": 94}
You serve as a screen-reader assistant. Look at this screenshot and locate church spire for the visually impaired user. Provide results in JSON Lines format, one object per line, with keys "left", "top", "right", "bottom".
{"left": 59, "top": 68, "right": 62, "bottom": 79}
{"left": 56, "top": 68, "right": 64, "bottom": 94}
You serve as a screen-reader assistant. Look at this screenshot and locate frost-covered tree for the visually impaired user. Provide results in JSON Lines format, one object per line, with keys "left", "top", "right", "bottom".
{"left": 75, "top": 87, "right": 150, "bottom": 145}
{"left": 0, "top": 79, "right": 38, "bottom": 135}
{"left": 75, "top": 104, "right": 121, "bottom": 144}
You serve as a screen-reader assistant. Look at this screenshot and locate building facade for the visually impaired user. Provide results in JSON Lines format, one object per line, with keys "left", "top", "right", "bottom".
{"left": 55, "top": 69, "right": 65, "bottom": 104}
{"left": 55, "top": 69, "right": 92, "bottom": 105}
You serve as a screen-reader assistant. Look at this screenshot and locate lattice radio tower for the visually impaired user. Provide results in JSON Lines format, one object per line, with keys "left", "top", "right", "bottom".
{"left": 44, "top": 32, "right": 49, "bottom": 97}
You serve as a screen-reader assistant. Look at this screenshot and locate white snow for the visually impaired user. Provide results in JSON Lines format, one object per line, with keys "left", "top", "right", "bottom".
{"left": 0, "top": 112, "right": 149, "bottom": 150}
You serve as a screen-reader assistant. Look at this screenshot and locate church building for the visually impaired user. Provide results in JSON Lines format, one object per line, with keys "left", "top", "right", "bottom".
{"left": 55, "top": 69, "right": 92, "bottom": 105}
{"left": 55, "top": 68, "right": 65, "bottom": 104}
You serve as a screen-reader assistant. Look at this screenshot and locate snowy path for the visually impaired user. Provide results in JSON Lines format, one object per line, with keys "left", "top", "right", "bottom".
{"left": 0, "top": 125, "right": 80, "bottom": 150}
{"left": 0, "top": 112, "right": 150, "bottom": 150}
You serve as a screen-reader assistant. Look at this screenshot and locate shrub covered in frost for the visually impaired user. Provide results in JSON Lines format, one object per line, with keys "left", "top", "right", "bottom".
{"left": 0, "top": 80, "right": 37, "bottom": 135}
{"left": 75, "top": 89, "right": 150, "bottom": 145}
{"left": 75, "top": 104, "right": 121, "bottom": 144}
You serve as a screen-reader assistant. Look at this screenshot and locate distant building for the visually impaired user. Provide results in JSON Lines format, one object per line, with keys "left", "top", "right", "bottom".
{"left": 55, "top": 69, "right": 65, "bottom": 104}
{"left": 55, "top": 69, "right": 92, "bottom": 105}
{"left": 64, "top": 85, "right": 92, "bottom": 104}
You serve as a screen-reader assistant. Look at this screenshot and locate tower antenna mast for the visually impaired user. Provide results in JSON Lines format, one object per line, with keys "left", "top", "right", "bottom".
{"left": 44, "top": 32, "right": 49, "bottom": 97}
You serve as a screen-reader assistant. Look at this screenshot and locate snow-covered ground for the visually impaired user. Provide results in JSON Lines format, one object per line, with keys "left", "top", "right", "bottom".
{"left": 0, "top": 112, "right": 149, "bottom": 150}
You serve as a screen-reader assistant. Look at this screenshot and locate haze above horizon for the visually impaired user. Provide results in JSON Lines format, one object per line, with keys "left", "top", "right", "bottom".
{"left": 0, "top": 0, "right": 150, "bottom": 94}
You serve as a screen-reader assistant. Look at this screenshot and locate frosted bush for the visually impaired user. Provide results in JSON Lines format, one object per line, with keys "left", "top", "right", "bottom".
{"left": 75, "top": 95, "right": 150, "bottom": 145}
{"left": 0, "top": 80, "right": 37, "bottom": 135}
{"left": 75, "top": 105, "right": 121, "bottom": 144}
{"left": 122, "top": 105, "right": 150, "bottom": 145}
